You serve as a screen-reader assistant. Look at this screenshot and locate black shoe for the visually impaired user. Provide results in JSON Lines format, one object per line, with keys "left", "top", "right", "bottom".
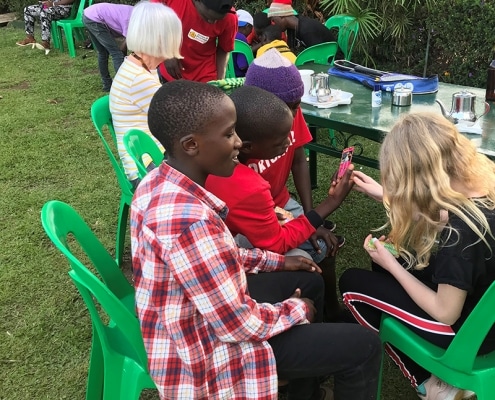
{"left": 336, "top": 235, "right": 345, "bottom": 248}
{"left": 323, "top": 220, "right": 336, "bottom": 232}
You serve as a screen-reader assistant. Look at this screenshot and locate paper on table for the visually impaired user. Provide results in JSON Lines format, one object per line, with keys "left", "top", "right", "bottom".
{"left": 456, "top": 120, "right": 482, "bottom": 135}
{"left": 301, "top": 90, "right": 353, "bottom": 109}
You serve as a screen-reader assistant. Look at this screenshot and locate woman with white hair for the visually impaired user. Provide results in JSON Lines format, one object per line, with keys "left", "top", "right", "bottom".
{"left": 110, "top": 0, "right": 182, "bottom": 187}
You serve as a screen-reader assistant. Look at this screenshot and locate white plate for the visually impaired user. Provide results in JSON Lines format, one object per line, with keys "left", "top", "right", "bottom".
{"left": 301, "top": 90, "right": 353, "bottom": 108}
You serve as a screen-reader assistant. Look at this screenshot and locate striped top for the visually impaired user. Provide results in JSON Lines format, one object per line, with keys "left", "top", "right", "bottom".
{"left": 109, "top": 57, "right": 165, "bottom": 181}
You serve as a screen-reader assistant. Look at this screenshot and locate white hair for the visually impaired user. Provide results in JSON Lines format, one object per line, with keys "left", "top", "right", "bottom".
{"left": 126, "top": 1, "right": 182, "bottom": 59}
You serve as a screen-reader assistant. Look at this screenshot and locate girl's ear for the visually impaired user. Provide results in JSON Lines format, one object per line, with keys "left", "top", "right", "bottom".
{"left": 180, "top": 134, "right": 198, "bottom": 156}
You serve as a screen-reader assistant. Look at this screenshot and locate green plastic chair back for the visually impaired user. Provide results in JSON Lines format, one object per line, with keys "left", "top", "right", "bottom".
{"left": 68, "top": 266, "right": 155, "bottom": 400}
{"left": 53, "top": 0, "right": 92, "bottom": 57}
{"left": 226, "top": 39, "right": 255, "bottom": 78}
{"left": 377, "top": 280, "right": 495, "bottom": 400}
{"left": 295, "top": 41, "right": 338, "bottom": 67}
{"left": 50, "top": 0, "right": 80, "bottom": 50}
{"left": 123, "top": 129, "right": 165, "bottom": 181}
{"left": 91, "top": 95, "right": 134, "bottom": 266}
{"left": 325, "top": 14, "right": 359, "bottom": 61}
{"left": 41, "top": 200, "right": 139, "bottom": 400}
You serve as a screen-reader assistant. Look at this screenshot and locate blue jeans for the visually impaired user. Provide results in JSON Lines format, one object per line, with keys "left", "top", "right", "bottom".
{"left": 83, "top": 16, "right": 125, "bottom": 91}
{"left": 234, "top": 197, "right": 327, "bottom": 263}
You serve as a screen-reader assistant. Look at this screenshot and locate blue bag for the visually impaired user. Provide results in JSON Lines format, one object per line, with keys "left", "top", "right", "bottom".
{"left": 328, "top": 60, "right": 438, "bottom": 95}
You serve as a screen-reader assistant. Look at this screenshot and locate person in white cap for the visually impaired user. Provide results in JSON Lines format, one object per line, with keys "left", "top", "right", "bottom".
{"left": 234, "top": 9, "right": 254, "bottom": 77}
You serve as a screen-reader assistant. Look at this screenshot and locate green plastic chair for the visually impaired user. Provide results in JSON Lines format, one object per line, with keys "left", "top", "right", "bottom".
{"left": 123, "top": 129, "right": 165, "bottom": 181}
{"left": 294, "top": 41, "right": 339, "bottom": 67}
{"left": 325, "top": 14, "right": 359, "bottom": 60}
{"left": 50, "top": 0, "right": 80, "bottom": 50}
{"left": 52, "top": 0, "right": 92, "bottom": 57}
{"left": 226, "top": 39, "right": 255, "bottom": 78}
{"left": 41, "top": 200, "right": 139, "bottom": 400}
{"left": 69, "top": 268, "right": 156, "bottom": 400}
{"left": 91, "top": 95, "right": 134, "bottom": 267}
{"left": 377, "top": 280, "right": 495, "bottom": 400}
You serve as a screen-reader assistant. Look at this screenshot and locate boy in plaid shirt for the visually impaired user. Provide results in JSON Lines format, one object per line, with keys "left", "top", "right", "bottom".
{"left": 131, "top": 80, "right": 381, "bottom": 400}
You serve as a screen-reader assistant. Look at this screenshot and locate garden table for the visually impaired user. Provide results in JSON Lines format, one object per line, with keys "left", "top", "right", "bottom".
{"left": 300, "top": 64, "right": 495, "bottom": 186}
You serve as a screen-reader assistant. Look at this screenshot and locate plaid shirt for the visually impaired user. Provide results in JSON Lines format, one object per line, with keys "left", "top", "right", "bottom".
{"left": 131, "top": 163, "right": 309, "bottom": 400}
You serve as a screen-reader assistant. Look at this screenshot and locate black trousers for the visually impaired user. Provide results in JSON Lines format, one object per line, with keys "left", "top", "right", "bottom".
{"left": 339, "top": 265, "right": 455, "bottom": 387}
{"left": 247, "top": 271, "right": 381, "bottom": 400}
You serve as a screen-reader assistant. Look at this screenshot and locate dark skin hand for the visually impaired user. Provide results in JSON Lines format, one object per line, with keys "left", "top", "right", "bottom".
{"left": 283, "top": 256, "right": 322, "bottom": 273}
{"left": 314, "top": 164, "right": 355, "bottom": 219}
{"left": 290, "top": 288, "right": 316, "bottom": 322}
{"left": 309, "top": 226, "right": 339, "bottom": 257}
{"left": 165, "top": 58, "right": 184, "bottom": 79}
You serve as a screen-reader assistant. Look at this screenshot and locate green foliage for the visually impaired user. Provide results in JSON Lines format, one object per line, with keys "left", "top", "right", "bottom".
{"left": 425, "top": 0, "right": 495, "bottom": 88}
{"left": 319, "top": 0, "right": 495, "bottom": 87}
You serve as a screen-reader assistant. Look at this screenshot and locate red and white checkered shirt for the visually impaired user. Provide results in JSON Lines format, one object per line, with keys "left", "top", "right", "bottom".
{"left": 131, "top": 163, "right": 310, "bottom": 400}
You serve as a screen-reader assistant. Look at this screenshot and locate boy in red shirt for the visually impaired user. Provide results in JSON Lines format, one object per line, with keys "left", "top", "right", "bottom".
{"left": 206, "top": 75, "right": 352, "bottom": 320}
{"left": 247, "top": 48, "right": 344, "bottom": 319}
{"left": 155, "top": 0, "right": 237, "bottom": 82}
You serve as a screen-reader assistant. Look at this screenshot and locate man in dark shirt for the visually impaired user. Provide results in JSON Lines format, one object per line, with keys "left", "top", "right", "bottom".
{"left": 267, "top": 0, "right": 336, "bottom": 53}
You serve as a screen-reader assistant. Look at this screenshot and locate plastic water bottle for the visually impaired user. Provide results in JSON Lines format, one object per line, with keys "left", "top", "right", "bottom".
{"left": 371, "top": 84, "right": 382, "bottom": 107}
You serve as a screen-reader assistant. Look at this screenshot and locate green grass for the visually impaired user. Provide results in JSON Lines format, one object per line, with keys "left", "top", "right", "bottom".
{"left": 0, "top": 26, "right": 418, "bottom": 399}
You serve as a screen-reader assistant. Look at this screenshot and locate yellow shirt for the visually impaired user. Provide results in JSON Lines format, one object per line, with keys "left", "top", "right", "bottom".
{"left": 256, "top": 40, "right": 297, "bottom": 64}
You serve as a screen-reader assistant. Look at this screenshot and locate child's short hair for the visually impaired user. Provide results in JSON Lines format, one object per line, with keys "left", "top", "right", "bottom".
{"left": 253, "top": 11, "right": 270, "bottom": 30}
{"left": 229, "top": 85, "right": 292, "bottom": 142}
{"left": 261, "top": 24, "right": 283, "bottom": 42}
{"left": 127, "top": 1, "right": 183, "bottom": 60}
{"left": 245, "top": 48, "right": 304, "bottom": 103}
{"left": 148, "top": 81, "right": 226, "bottom": 156}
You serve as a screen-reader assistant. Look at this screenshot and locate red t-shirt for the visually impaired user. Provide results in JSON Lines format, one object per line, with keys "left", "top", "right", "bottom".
{"left": 205, "top": 164, "right": 315, "bottom": 254}
{"left": 158, "top": 0, "right": 237, "bottom": 82}
{"left": 245, "top": 108, "right": 312, "bottom": 207}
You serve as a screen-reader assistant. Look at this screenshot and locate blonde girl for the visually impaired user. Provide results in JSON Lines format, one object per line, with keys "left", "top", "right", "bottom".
{"left": 340, "top": 112, "right": 495, "bottom": 400}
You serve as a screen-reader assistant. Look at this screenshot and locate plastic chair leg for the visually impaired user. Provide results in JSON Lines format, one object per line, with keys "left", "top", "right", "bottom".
{"left": 75, "top": 27, "right": 86, "bottom": 42}
{"left": 116, "top": 198, "right": 130, "bottom": 266}
{"left": 63, "top": 26, "right": 77, "bottom": 58}
{"left": 51, "top": 22, "right": 61, "bottom": 50}
{"left": 86, "top": 328, "right": 104, "bottom": 400}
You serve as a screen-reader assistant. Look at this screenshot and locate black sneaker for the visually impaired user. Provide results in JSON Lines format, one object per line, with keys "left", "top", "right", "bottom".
{"left": 323, "top": 220, "right": 337, "bottom": 232}
{"left": 336, "top": 235, "right": 345, "bottom": 248}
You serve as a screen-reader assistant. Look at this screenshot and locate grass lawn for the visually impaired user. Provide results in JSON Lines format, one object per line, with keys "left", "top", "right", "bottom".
{"left": 0, "top": 25, "right": 419, "bottom": 399}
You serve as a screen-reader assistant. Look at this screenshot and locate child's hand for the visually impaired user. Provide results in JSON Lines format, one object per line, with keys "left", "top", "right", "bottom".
{"left": 363, "top": 235, "right": 399, "bottom": 271}
{"left": 290, "top": 289, "right": 316, "bottom": 323}
{"left": 164, "top": 58, "right": 184, "bottom": 79}
{"left": 328, "top": 164, "right": 354, "bottom": 200}
{"left": 310, "top": 226, "right": 339, "bottom": 257}
{"left": 352, "top": 170, "right": 383, "bottom": 202}
{"left": 283, "top": 256, "right": 322, "bottom": 273}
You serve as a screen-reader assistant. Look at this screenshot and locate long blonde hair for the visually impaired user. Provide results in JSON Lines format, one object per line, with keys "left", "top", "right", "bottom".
{"left": 380, "top": 112, "right": 495, "bottom": 269}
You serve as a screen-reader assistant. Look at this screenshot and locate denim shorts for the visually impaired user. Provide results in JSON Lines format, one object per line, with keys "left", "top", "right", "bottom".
{"left": 234, "top": 198, "right": 327, "bottom": 264}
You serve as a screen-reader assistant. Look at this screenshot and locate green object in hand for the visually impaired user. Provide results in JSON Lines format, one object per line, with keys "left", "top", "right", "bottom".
{"left": 367, "top": 238, "right": 400, "bottom": 257}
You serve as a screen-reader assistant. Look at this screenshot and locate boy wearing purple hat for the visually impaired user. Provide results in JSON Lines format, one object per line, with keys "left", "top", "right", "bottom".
{"left": 207, "top": 48, "right": 348, "bottom": 321}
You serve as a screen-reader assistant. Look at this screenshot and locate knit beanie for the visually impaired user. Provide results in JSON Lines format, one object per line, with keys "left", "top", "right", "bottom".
{"left": 267, "top": 0, "right": 296, "bottom": 18}
{"left": 245, "top": 48, "right": 304, "bottom": 103}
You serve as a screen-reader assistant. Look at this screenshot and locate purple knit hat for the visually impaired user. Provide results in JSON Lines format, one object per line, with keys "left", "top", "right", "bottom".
{"left": 245, "top": 48, "right": 304, "bottom": 103}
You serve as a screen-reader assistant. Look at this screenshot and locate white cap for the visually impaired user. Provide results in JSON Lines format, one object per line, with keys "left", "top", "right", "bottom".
{"left": 236, "top": 9, "right": 253, "bottom": 27}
